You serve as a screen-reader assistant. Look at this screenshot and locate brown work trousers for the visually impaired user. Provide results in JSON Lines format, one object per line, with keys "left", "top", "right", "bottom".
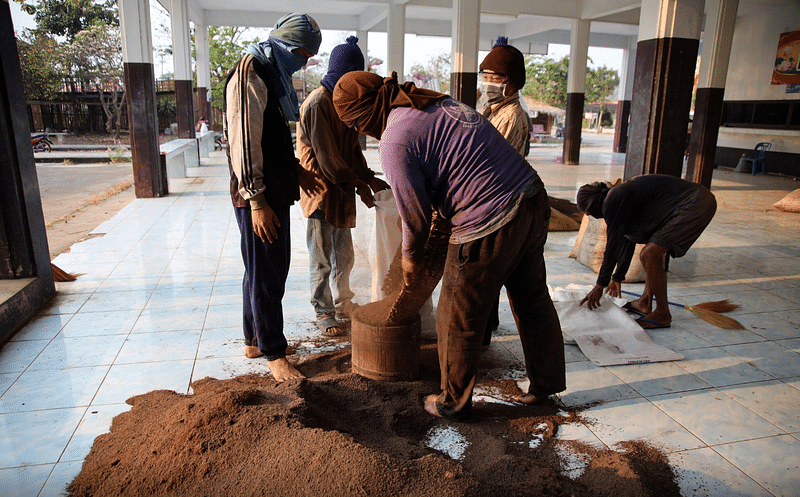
{"left": 434, "top": 188, "right": 566, "bottom": 413}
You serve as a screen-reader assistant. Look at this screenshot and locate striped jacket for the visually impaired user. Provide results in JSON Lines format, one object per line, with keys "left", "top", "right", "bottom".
{"left": 223, "top": 54, "right": 300, "bottom": 210}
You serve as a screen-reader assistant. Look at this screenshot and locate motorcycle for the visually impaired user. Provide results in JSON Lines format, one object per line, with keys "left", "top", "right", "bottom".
{"left": 214, "top": 133, "right": 226, "bottom": 150}
{"left": 32, "top": 133, "right": 53, "bottom": 153}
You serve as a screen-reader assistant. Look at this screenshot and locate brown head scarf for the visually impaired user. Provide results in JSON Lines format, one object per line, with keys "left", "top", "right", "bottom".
{"left": 333, "top": 71, "right": 448, "bottom": 139}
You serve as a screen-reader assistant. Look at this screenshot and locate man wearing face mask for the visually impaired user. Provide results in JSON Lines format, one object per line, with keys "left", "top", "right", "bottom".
{"left": 478, "top": 37, "right": 530, "bottom": 156}
{"left": 224, "top": 12, "right": 324, "bottom": 382}
{"left": 478, "top": 36, "right": 530, "bottom": 349}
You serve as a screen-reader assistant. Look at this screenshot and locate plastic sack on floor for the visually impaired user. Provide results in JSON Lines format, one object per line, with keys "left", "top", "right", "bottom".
{"left": 552, "top": 284, "right": 683, "bottom": 366}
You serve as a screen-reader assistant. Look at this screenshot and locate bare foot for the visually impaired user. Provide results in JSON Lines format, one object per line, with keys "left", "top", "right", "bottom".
{"left": 633, "top": 297, "right": 652, "bottom": 314}
{"left": 424, "top": 394, "right": 443, "bottom": 418}
{"left": 513, "top": 393, "right": 547, "bottom": 405}
{"left": 244, "top": 345, "right": 263, "bottom": 358}
{"left": 267, "top": 357, "right": 305, "bottom": 383}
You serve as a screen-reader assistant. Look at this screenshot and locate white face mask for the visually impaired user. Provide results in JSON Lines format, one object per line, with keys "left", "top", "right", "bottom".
{"left": 480, "top": 81, "right": 507, "bottom": 103}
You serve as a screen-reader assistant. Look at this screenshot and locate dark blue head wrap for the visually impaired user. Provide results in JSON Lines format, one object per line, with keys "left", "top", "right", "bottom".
{"left": 321, "top": 36, "right": 365, "bottom": 94}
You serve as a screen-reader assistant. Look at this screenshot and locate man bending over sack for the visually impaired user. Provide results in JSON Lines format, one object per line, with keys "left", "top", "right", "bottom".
{"left": 333, "top": 71, "right": 566, "bottom": 422}
{"left": 576, "top": 174, "right": 717, "bottom": 329}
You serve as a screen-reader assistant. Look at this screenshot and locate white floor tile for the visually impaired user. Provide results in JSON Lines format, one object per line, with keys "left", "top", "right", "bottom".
{"left": 0, "top": 464, "right": 54, "bottom": 497}
{"left": 676, "top": 347, "right": 774, "bottom": 387}
{"left": 39, "top": 292, "right": 90, "bottom": 315}
{"left": 669, "top": 447, "right": 772, "bottom": 497}
{"left": 40, "top": 461, "right": 84, "bottom": 497}
{"left": 197, "top": 327, "right": 243, "bottom": 359}
{"left": 583, "top": 397, "right": 705, "bottom": 452}
{"left": 0, "top": 366, "right": 109, "bottom": 413}
{"left": 608, "top": 360, "right": 712, "bottom": 397}
{"left": 0, "top": 340, "right": 49, "bottom": 374}
{"left": 92, "top": 360, "right": 194, "bottom": 405}
{"left": 61, "top": 403, "right": 131, "bottom": 462}
{"left": 0, "top": 408, "right": 85, "bottom": 466}
{"left": 57, "top": 309, "right": 141, "bottom": 338}
{"left": 9, "top": 314, "right": 72, "bottom": 341}
{"left": 131, "top": 306, "right": 207, "bottom": 333}
{"left": 651, "top": 389, "right": 784, "bottom": 445}
{"left": 191, "top": 356, "right": 269, "bottom": 382}
{"left": 115, "top": 330, "right": 202, "bottom": 364}
{"left": 713, "top": 435, "right": 800, "bottom": 497}
{"left": 79, "top": 289, "right": 153, "bottom": 313}
{"left": 29, "top": 335, "right": 126, "bottom": 370}
{"left": 723, "top": 341, "right": 800, "bottom": 379}
{"left": 559, "top": 361, "right": 642, "bottom": 407}
{"left": 718, "top": 379, "right": 800, "bottom": 433}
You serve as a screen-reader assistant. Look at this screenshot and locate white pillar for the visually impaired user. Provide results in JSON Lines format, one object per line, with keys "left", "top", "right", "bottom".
{"left": 357, "top": 29, "right": 369, "bottom": 70}
{"left": 387, "top": 2, "right": 405, "bottom": 81}
{"left": 170, "top": 0, "right": 192, "bottom": 81}
{"left": 698, "top": 0, "right": 739, "bottom": 89}
{"left": 119, "top": 0, "right": 154, "bottom": 65}
{"left": 450, "top": 0, "right": 481, "bottom": 106}
{"left": 567, "top": 19, "right": 590, "bottom": 94}
{"left": 620, "top": 36, "right": 637, "bottom": 101}
{"left": 195, "top": 24, "right": 210, "bottom": 91}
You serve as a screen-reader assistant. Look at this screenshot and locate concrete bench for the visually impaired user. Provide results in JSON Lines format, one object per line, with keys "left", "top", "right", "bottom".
{"left": 197, "top": 130, "right": 214, "bottom": 158}
{"left": 160, "top": 138, "right": 198, "bottom": 179}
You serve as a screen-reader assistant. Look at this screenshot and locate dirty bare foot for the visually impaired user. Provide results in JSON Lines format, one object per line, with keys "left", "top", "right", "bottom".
{"left": 424, "top": 394, "right": 443, "bottom": 418}
{"left": 244, "top": 345, "right": 263, "bottom": 359}
{"left": 267, "top": 357, "right": 305, "bottom": 383}
{"left": 633, "top": 297, "right": 652, "bottom": 314}
{"left": 513, "top": 393, "right": 547, "bottom": 405}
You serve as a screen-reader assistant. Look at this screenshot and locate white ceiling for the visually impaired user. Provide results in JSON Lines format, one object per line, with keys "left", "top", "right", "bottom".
{"left": 161, "top": 0, "right": 791, "bottom": 54}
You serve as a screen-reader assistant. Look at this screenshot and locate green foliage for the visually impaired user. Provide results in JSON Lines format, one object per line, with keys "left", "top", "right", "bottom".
{"left": 523, "top": 55, "right": 620, "bottom": 109}
{"left": 207, "top": 26, "right": 256, "bottom": 110}
{"left": 15, "top": 0, "right": 118, "bottom": 41}
{"left": 407, "top": 53, "right": 450, "bottom": 93}
{"left": 157, "top": 96, "right": 177, "bottom": 121}
{"left": 17, "top": 29, "right": 63, "bottom": 101}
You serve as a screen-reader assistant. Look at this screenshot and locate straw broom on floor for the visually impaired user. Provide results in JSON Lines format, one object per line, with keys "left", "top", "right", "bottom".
{"left": 620, "top": 290, "right": 746, "bottom": 330}
{"left": 51, "top": 263, "right": 77, "bottom": 282}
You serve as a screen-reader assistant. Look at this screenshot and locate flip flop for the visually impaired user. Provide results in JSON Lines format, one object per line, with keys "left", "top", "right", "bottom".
{"left": 317, "top": 316, "right": 345, "bottom": 337}
{"left": 621, "top": 302, "right": 646, "bottom": 316}
{"left": 636, "top": 317, "right": 671, "bottom": 329}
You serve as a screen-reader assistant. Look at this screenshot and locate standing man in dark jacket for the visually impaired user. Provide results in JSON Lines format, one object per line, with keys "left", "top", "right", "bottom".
{"left": 577, "top": 175, "right": 717, "bottom": 329}
{"left": 224, "top": 12, "right": 323, "bottom": 382}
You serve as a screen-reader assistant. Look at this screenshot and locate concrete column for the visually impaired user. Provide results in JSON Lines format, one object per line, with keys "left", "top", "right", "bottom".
{"left": 563, "top": 18, "right": 590, "bottom": 165}
{"left": 685, "top": 0, "right": 739, "bottom": 188}
{"left": 449, "top": 0, "right": 481, "bottom": 108}
{"left": 195, "top": 23, "right": 212, "bottom": 125}
{"left": 624, "top": 0, "right": 702, "bottom": 180}
{"left": 170, "top": 0, "right": 195, "bottom": 138}
{"left": 0, "top": 0, "right": 55, "bottom": 339}
{"left": 387, "top": 2, "right": 405, "bottom": 82}
{"left": 357, "top": 30, "right": 369, "bottom": 70}
{"left": 119, "top": 0, "right": 167, "bottom": 197}
{"left": 613, "top": 36, "right": 637, "bottom": 153}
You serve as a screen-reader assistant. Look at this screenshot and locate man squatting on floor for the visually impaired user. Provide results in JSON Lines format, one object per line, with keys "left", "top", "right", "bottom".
{"left": 333, "top": 71, "right": 566, "bottom": 421}
{"left": 576, "top": 175, "right": 717, "bottom": 329}
{"left": 224, "top": 13, "right": 324, "bottom": 382}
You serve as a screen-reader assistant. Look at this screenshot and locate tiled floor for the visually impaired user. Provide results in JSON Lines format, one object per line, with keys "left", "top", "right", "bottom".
{"left": 1, "top": 136, "right": 799, "bottom": 496}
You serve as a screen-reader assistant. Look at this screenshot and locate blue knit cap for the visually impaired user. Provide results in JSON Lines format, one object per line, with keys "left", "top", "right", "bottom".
{"left": 321, "top": 36, "right": 365, "bottom": 94}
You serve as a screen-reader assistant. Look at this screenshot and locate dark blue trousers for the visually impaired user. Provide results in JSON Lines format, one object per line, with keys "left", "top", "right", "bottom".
{"left": 235, "top": 206, "right": 291, "bottom": 361}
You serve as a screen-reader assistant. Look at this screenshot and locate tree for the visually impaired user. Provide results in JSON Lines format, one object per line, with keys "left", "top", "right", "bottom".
{"left": 16, "top": 29, "right": 64, "bottom": 101}
{"left": 407, "top": 53, "right": 450, "bottom": 93}
{"left": 15, "top": 0, "right": 118, "bottom": 41}
{"left": 64, "top": 24, "right": 125, "bottom": 138}
{"left": 523, "top": 55, "right": 619, "bottom": 109}
{"left": 207, "top": 26, "right": 257, "bottom": 111}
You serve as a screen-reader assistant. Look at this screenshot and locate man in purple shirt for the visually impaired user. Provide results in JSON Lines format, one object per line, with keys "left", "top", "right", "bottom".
{"left": 333, "top": 71, "right": 565, "bottom": 421}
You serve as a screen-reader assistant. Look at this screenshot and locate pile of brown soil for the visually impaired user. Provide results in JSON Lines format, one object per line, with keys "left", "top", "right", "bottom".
{"left": 68, "top": 348, "right": 680, "bottom": 497}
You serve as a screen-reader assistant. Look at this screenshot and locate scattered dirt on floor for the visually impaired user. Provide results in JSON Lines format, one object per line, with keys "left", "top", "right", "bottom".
{"left": 68, "top": 348, "right": 680, "bottom": 497}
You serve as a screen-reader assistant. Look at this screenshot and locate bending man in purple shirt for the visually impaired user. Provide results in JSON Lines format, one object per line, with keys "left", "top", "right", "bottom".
{"left": 333, "top": 71, "right": 566, "bottom": 421}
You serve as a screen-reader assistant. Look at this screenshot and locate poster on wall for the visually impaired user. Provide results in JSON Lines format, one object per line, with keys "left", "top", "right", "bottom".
{"left": 772, "top": 30, "right": 800, "bottom": 85}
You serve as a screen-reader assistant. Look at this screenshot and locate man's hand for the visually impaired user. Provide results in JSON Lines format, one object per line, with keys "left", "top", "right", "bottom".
{"left": 251, "top": 206, "right": 280, "bottom": 243}
{"left": 354, "top": 179, "right": 376, "bottom": 208}
{"left": 606, "top": 280, "right": 621, "bottom": 298}
{"left": 298, "top": 168, "right": 325, "bottom": 196}
{"left": 579, "top": 284, "right": 605, "bottom": 310}
{"left": 369, "top": 176, "right": 390, "bottom": 193}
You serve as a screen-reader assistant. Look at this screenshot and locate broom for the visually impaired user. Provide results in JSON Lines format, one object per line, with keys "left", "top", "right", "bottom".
{"left": 51, "top": 263, "right": 77, "bottom": 282}
{"left": 620, "top": 290, "right": 746, "bottom": 330}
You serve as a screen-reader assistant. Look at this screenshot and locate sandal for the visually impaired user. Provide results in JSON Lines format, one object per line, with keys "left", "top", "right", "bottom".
{"left": 317, "top": 315, "right": 345, "bottom": 337}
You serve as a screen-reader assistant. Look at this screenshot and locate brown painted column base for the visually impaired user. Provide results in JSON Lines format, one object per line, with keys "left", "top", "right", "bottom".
{"left": 563, "top": 92, "right": 584, "bottom": 165}
{"left": 125, "top": 62, "right": 167, "bottom": 198}
{"left": 613, "top": 100, "right": 631, "bottom": 153}
{"left": 624, "top": 37, "right": 699, "bottom": 180}
{"left": 685, "top": 87, "right": 724, "bottom": 189}
{"left": 450, "top": 72, "right": 478, "bottom": 108}
{"left": 196, "top": 87, "right": 210, "bottom": 122}
{"left": 175, "top": 79, "right": 195, "bottom": 139}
